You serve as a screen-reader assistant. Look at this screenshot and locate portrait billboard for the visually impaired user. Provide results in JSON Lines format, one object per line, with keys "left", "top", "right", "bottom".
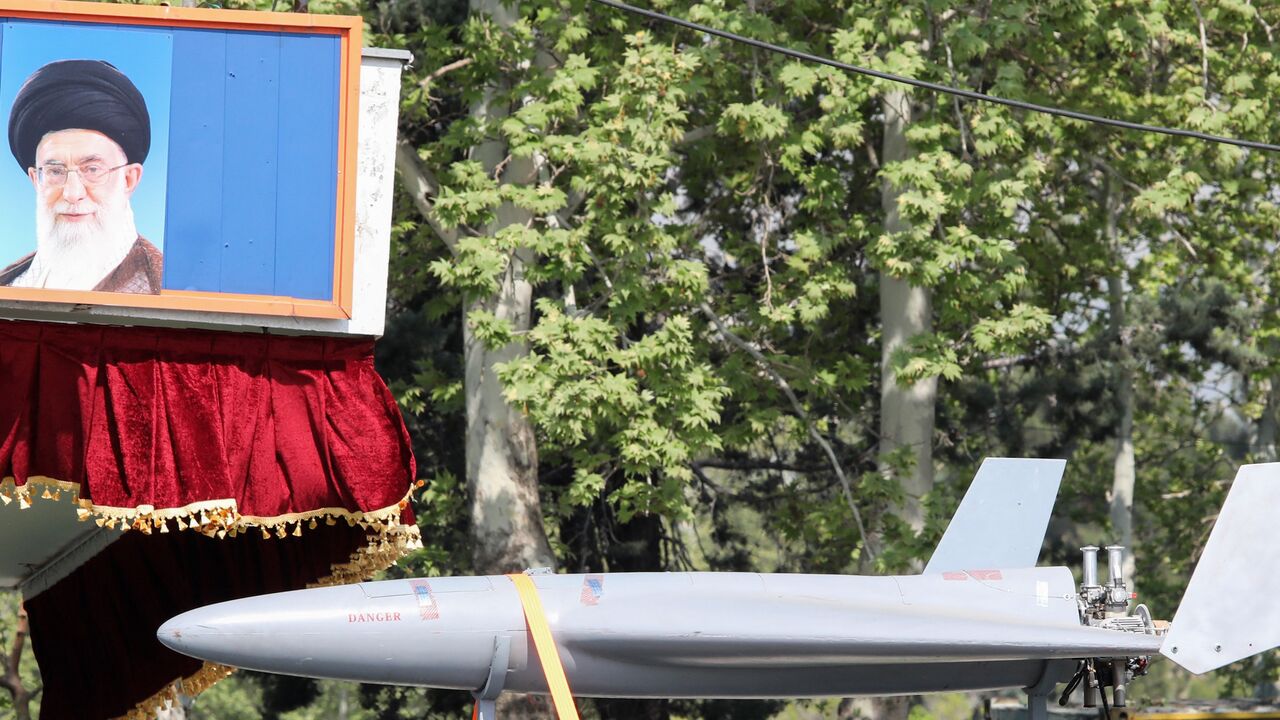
{"left": 0, "top": 0, "right": 361, "bottom": 319}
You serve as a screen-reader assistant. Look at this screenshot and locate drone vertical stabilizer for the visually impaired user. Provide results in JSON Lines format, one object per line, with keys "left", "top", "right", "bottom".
{"left": 923, "top": 458, "right": 1066, "bottom": 575}
{"left": 1162, "top": 463, "right": 1280, "bottom": 674}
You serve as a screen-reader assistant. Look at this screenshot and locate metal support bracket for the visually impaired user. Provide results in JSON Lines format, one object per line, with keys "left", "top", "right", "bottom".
{"left": 1026, "top": 659, "right": 1072, "bottom": 720}
{"left": 472, "top": 635, "right": 512, "bottom": 720}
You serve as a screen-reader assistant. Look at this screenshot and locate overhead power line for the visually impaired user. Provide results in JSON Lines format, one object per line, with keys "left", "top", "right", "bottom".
{"left": 589, "top": 0, "right": 1280, "bottom": 154}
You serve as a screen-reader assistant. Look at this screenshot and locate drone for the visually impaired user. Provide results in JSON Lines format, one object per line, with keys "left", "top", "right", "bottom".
{"left": 160, "top": 459, "right": 1280, "bottom": 719}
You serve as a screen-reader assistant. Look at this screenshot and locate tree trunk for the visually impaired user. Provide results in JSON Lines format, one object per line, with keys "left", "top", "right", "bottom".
{"left": 1104, "top": 181, "right": 1137, "bottom": 588}
{"left": 878, "top": 86, "right": 937, "bottom": 544}
{"left": 1253, "top": 379, "right": 1279, "bottom": 462}
{"left": 464, "top": 272, "right": 553, "bottom": 573}
{"left": 869, "top": 85, "right": 933, "bottom": 720}
{"left": 464, "top": 3, "right": 555, "bottom": 716}
{"left": 465, "top": 0, "right": 555, "bottom": 576}
{"left": 1, "top": 601, "right": 33, "bottom": 720}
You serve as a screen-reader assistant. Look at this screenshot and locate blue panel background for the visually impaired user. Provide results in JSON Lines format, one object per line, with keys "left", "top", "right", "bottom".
{"left": 218, "top": 31, "right": 281, "bottom": 295}
{"left": 0, "top": 19, "right": 341, "bottom": 301}
{"left": 164, "top": 28, "right": 339, "bottom": 300}
{"left": 163, "top": 29, "right": 226, "bottom": 291}
{"left": 0, "top": 20, "right": 173, "bottom": 262}
{"left": 274, "top": 34, "right": 338, "bottom": 301}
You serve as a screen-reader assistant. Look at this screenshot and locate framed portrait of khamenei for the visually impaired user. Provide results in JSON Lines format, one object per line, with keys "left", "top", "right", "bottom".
{"left": 0, "top": 0, "right": 362, "bottom": 319}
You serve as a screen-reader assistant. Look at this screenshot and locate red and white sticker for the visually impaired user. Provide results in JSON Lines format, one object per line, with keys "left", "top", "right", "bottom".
{"left": 410, "top": 579, "right": 440, "bottom": 620}
{"left": 580, "top": 575, "right": 604, "bottom": 605}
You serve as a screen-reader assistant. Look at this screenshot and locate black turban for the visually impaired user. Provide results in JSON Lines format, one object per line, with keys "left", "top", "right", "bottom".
{"left": 8, "top": 59, "right": 150, "bottom": 171}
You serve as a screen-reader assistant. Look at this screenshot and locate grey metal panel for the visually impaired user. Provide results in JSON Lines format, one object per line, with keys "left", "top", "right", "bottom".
{"left": 925, "top": 458, "right": 1066, "bottom": 575}
{"left": 1162, "top": 463, "right": 1280, "bottom": 674}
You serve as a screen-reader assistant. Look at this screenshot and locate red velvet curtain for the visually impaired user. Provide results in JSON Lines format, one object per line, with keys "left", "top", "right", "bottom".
{"left": 0, "top": 319, "right": 415, "bottom": 518}
{"left": 0, "top": 319, "right": 419, "bottom": 719}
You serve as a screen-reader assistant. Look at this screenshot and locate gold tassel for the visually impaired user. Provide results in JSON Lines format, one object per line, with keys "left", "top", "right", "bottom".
{"left": 309, "top": 518, "right": 318, "bottom": 530}
{"left": 261, "top": 527, "right": 271, "bottom": 539}
{"left": 41, "top": 487, "right": 52, "bottom": 500}
{"left": 18, "top": 494, "right": 31, "bottom": 510}
{"left": 51, "top": 490, "right": 61, "bottom": 502}
{"left": 292, "top": 522, "right": 302, "bottom": 537}
{"left": 0, "top": 494, "right": 10, "bottom": 506}
{"left": 159, "top": 521, "right": 170, "bottom": 533}
{"left": 325, "top": 515, "right": 336, "bottom": 526}
{"left": 77, "top": 507, "right": 91, "bottom": 521}
{"left": 275, "top": 525, "right": 287, "bottom": 539}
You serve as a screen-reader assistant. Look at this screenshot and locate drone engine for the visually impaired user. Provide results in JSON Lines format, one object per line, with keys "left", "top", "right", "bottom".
{"left": 1062, "top": 545, "right": 1168, "bottom": 711}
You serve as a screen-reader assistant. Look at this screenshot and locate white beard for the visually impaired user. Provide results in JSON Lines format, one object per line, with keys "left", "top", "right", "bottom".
{"left": 11, "top": 189, "right": 139, "bottom": 290}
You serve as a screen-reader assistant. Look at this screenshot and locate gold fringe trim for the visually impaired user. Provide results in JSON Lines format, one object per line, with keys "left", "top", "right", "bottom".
{"left": 0, "top": 476, "right": 423, "bottom": 720}
{"left": 120, "top": 663, "right": 237, "bottom": 720}
{"left": 1, "top": 476, "right": 424, "bottom": 545}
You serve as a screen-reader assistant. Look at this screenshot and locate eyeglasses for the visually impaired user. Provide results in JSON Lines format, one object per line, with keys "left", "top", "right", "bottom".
{"left": 35, "top": 163, "right": 129, "bottom": 188}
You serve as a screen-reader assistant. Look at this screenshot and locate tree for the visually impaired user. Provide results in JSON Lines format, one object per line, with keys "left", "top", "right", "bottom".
{"left": 0, "top": 594, "right": 38, "bottom": 720}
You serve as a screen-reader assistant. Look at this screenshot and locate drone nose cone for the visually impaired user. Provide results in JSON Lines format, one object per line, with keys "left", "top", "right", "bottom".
{"left": 155, "top": 580, "right": 517, "bottom": 688}
{"left": 157, "top": 584, "right": 372, "bottom": 674}
{"left": 157, "top": 604, "right": 239, "bottom": 660}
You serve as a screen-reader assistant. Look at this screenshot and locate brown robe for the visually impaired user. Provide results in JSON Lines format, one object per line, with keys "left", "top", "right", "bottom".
{"left": 0, "top": 236, "right": 163, "bottom": 294}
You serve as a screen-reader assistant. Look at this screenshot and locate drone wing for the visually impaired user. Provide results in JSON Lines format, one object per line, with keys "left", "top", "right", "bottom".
{"left": 1162, "top": 462, "right": 1280, "bottom": 674}
{"left": 924, "top": 458, "right": 1066, "bottom": 575}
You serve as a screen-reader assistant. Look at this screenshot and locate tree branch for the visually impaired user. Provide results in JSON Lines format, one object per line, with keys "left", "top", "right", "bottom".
{"left": 678, "top": 125, "right": 714, "bottom": 146}
{"left": 1191, "top": 0, "right": 1212, "bottom": 95}
{"left": 6, "top": 604, "right": 22, "bottom": 680}
{"left": 693, "top": 458, "right": 825, "bottom": 473}
{"left": 0, "top": 600, "right": 32, "bottom": 720}
{"left": 1252, "top": 0, "right": 1275, "bottom": 43}
{"left": 394, "top": 140, "right": 460, "bottom": 254}
{"left": 697, "top": 302, "right": 876, "bottom": 561}
{"left": 420, "top": 57, "right": 474, "bottom": 89}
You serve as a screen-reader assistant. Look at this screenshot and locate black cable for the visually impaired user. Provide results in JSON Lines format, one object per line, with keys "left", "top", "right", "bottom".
{"left": 1098, "top": 662, "right": 1112, "bottom": 720}
{"left": 1059, "top": 661, "right": 1086, "bottom": 706}
{"left": 588, "top": 0, "right": 1280, "bottom": 154}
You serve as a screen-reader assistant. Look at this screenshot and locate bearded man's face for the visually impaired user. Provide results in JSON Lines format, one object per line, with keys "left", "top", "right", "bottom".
{"left": 29, "top": 129, "right": 142, "bottom": 251}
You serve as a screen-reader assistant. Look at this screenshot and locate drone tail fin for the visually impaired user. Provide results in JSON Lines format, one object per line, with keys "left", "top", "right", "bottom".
{"left": 1161, "top": 462, "right": 1280, "bottom": 674}
{"left": 923, "top": 458, "right": 1066, "bottom": 575}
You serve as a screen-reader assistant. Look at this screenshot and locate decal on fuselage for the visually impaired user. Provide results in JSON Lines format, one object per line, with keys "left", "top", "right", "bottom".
{"left": 348, "top": 612, "right": 402, "bottom": 623}
{"left": 580, "top": 575, "right": 604, "bottom": 605}
{"left": 410, "top": 580, "right": 440, "bottom": 620}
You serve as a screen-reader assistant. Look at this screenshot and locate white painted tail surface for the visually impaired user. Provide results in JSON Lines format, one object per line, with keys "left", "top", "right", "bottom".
{"left": 923, "top": 458, "right": 1066, "bottom": 575}
{"left": 1162, "top": 463, "right": 1280, "bottom": 674}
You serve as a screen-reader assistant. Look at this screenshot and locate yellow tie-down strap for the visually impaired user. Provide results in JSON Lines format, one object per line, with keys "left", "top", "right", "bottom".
{"left": 507, "top": 573, "right": 581, "bottom": 720}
